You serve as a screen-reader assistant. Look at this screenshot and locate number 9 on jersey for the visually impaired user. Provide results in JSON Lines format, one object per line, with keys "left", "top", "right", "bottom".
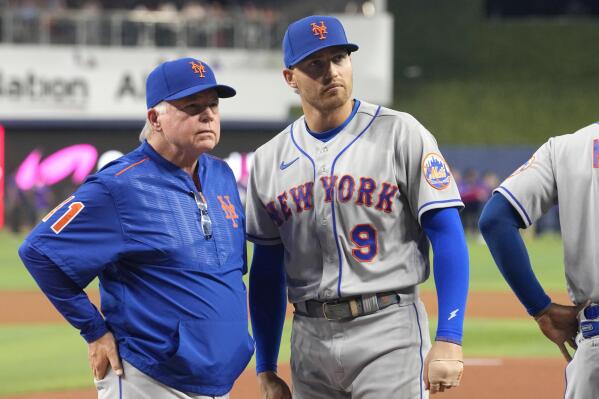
{"left": 350, "top": 224, "right": 378, "bottom": 262}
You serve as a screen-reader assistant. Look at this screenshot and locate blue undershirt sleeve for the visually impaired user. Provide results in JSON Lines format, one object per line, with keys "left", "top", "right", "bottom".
{"left": 18, "top": 243, "right": 108, "bottom": 343}
{"left": 421, "top": 207, "right": 469, "bottom": 345}
{"left": 249, "top": 243, "right": 286, "bottom": 374}
{"left": 478, "top": 193, "right": 551, "bottom": 316}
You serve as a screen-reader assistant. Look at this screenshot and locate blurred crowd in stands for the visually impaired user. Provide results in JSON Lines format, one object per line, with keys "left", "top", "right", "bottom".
{"left": 455, "top": 168, "right": 499, "bottom": 235}
{"left": 1, "top": 0, "right": 282, "bottom": 47}
{"left": 454, "top": 168, "right": 560, "bottom": 236}
{"left": 5, "top": 172, "right": 58, "bottom": 234}
{"left": 0, "top": 0, "right": 376, "bottom": 47}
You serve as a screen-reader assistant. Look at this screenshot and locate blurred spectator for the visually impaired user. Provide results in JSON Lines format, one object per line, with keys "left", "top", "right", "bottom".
{"left": 81, "top": 0, "right": 102, "bottom": 45}
{"left": 32, "top": 182, "right": 53, "bottom": 222}
{"left": 5, "top": 173, "right": 37, "bottom": 234}
{"left": 9, "top": 0, "right": 42, "bottom": 43}
{"left": 480, "top": 170, "right": 499, "bottom": 200}
{"left": 535, "top": 205, "right": 561, "bottom": 236}
{"left": 459, "top": 168, "right": 488, "bottom": 234}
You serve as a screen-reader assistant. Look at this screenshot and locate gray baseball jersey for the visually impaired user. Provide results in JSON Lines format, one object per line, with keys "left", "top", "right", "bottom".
{"left": 245, "top": 100, "right": 463, "bottom": 302}
{"left": 496, "top": 122, "right": 599, "bottom": 304}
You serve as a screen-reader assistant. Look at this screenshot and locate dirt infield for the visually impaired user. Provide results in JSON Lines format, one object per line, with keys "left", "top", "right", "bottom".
{"left": 5, "top": 358, "right": 566, "bottom": 399}
{"left": 0, "top": 290, "right": 572, "bottom": 324}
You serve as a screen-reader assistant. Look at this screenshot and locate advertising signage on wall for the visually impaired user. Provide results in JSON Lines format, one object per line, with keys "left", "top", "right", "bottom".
{"left": 15, "top": 145, "right": 98, "bottom": 191}
{"left": 13, "top": 144, "right": 253, "bottom": 192}
{"left": 0, "top": 72, "right": 88, "bottom": 104}
{"left": 0, "top": 47, "right": 291, "bottom": 121}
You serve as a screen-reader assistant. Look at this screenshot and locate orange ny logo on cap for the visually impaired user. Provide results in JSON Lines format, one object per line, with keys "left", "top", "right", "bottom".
{"left": 311, "top": 21, "right": 327, "bottom": 40}
{"left": 189, "top": 61, "right": 206, "bottom": 78}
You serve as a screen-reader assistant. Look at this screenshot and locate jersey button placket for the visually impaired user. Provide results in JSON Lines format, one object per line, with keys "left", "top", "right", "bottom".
{"left": 314, "top": 148, "right": 337, "bottom": 293}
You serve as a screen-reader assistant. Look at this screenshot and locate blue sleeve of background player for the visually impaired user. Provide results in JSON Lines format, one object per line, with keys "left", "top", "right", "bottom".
{"left": 18, "top": 245, "right": 108, "bottom": 342}
{"left": 478, "top": 193, "right": 551, "bottom": 316}
{"left": 249, "top": 243, "right": 286, "bottom": 373}
{"left": 421, "top": 207, "right": 469, "bottom": 344}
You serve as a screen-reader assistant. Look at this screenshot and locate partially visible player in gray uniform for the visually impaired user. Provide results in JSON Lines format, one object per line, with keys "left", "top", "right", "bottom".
{"left": 479, "top": 122, "right": 599, "bottom": 398}
{"left": 247, "top": 15, "right": 469, "bottom": 399}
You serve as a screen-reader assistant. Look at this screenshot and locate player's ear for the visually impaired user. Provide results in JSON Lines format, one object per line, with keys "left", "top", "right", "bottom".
{"left": 283, "top": 68, "right": 297, "bottom": 89}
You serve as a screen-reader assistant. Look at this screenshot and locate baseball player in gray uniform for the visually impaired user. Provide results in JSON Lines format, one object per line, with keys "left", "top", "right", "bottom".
{"left": 479, "top": 122, "right": 599, "bottom": 398}
{"left": 247, "top": 15, "right": 469, "bottom": 398}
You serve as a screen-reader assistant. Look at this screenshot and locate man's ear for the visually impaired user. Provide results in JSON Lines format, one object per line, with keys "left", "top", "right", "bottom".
{"left": 147, "top": 108, "right": 161, "bottom": 131}
{"left": 283, "top": 69, "right": 297, "bottom": 89}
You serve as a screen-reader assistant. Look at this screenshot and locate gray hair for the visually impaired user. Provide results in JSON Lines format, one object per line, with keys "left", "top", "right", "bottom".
{"left": 139, "top": 101, "right": 168, "bottom": 142}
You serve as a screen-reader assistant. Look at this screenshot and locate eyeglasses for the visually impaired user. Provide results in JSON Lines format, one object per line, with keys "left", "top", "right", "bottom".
{"left": 193, "top": 191, "right": 213, "bottom": 240}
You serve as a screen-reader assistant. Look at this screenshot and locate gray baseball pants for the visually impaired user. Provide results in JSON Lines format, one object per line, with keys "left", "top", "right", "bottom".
{"left": 94, "top": 360, "right": 229, "bottom": 399}
{"left": 291, "top": 297, "right": 431, "bottom": 399}
{"left": 565, "top": 330, "right": 599, "bottom": 398}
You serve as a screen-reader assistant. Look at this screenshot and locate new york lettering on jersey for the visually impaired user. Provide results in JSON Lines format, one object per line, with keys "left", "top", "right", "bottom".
{"left": 265, "top": 176, "right": 399, "bottom": 226}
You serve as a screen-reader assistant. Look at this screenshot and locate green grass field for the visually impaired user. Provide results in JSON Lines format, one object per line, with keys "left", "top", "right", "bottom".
{"left": 0, "top": 231, "right": 567, "bottom": 396}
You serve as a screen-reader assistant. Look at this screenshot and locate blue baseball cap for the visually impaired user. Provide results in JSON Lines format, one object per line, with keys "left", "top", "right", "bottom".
{"left": 146, "top": 57, "right": 236, "bottom": 109}
{"left": 283, "top": 15, "right": 359, "bottom": 68}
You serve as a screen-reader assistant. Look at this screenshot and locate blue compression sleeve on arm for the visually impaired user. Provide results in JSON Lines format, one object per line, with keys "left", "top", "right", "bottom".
{"left": 478, "top": 193, "right": 551, "bottom": 316}
{"left": 249, "top": 243, "right": 286, "bottom": 373}
{"left": 18, "top": 243, "right": 108, "bottom": 342}
{"left": 421, "top": 207, "right": 469, "bottom": 344}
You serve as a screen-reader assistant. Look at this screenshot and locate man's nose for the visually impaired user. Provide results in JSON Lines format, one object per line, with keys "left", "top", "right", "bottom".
{"left": 199, "top": 106, "right": 216, "bottom": 123}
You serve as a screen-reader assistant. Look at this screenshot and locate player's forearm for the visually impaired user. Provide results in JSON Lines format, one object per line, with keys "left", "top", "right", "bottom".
{"left": 249, "top": 243, "right": 287, "bottom": 373}
{"left": 18, "top": 242, "right": 108, "bottom": 342}
{"left": 479, "top": 193, "right": 551, "bottom": 316}
{"left": 422, "top": 207, "right": 469, "bottom": 344}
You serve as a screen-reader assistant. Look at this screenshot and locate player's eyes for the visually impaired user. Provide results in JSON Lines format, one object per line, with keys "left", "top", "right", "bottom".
{"left": 333, "top": 53, "right": 347, "bottom": 63}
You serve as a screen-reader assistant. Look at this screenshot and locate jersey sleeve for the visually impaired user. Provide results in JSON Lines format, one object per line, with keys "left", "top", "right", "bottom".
{"left": 495, "top": 140, "right": 557, "bottom": 228}
{"left": 245, "top": 151, "right": 282, "bottom": 246}
{"left": 24, "top": 177, "right": 126, "bottom": 288}
{"left": 397, "top": 115, "right": 464, "bottom": 223}
{"left": 18, "top": 244, "right": 110, "bottom": 343}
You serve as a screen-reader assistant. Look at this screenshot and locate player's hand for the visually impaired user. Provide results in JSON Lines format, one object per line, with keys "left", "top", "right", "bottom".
{"left": 535, "top": 301, "right": 589, "bottom": 362}
{"left": 424, "top": 341, "right": 464, "bottom": 394}
{"left": 257, "top": 371, "right": 292, "bottom": 399}
{"left": 88, "top": 331, "right": 123, "bottom": 380}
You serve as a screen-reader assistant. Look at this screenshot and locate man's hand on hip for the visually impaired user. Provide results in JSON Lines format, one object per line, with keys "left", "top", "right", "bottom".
{"left": 535, "top": 301, "right": 589, "bottom": 362}
{"left": 424, "top": 340, "right": 464, "bottom": 394}
{"left": 88, "top": 331, "right": 123, "bottom": 380}
{"left": 258, "top": 371, "right": 292, "bottom": 399}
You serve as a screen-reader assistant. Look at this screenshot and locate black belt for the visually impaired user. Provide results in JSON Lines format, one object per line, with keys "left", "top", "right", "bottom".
{"left": 293, "top": 291, "right": 400, "bottom": 321}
